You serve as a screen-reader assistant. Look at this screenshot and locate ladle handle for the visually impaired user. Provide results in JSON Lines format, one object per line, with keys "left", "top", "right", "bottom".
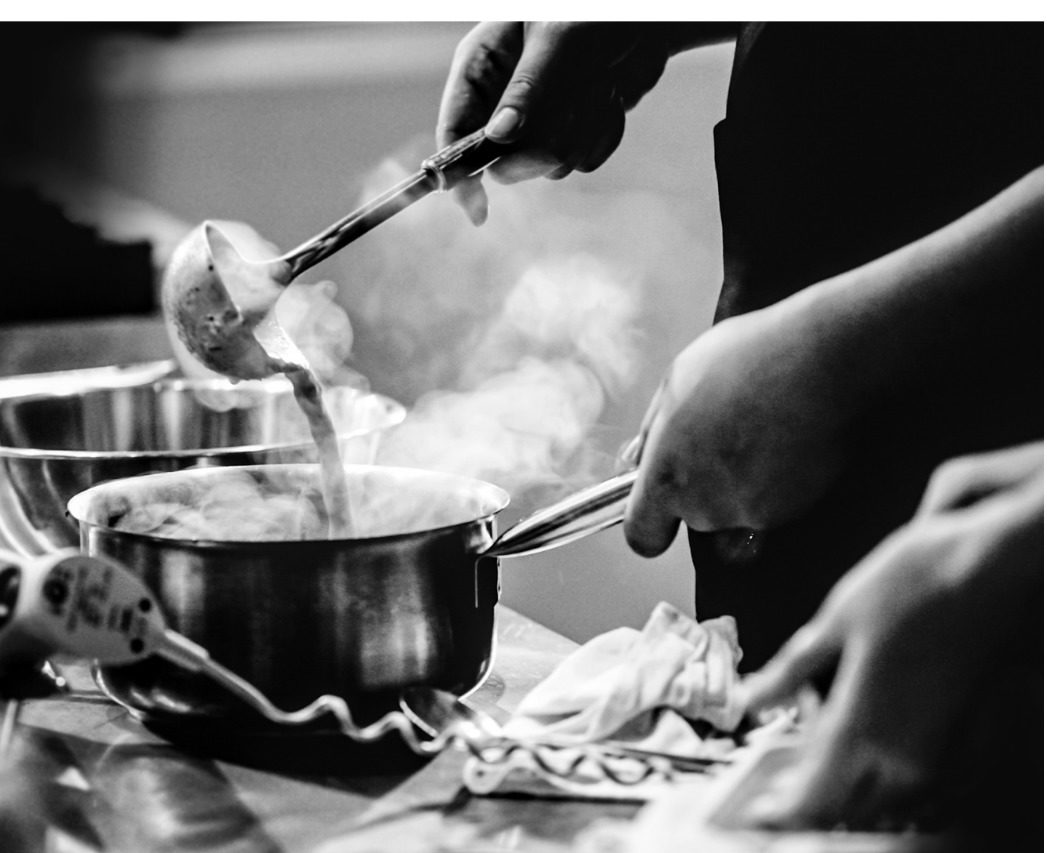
{"left": 283, "top": 129, "right": 507, "bottom": 280}
{"left": 421, "top": 128, "right": 506, "bottom": 191}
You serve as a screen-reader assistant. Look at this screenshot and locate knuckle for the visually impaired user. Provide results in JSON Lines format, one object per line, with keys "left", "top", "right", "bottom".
{"left": 928, "top": 455, "right": 976, "bottom": 493}
{"left": 623, "top": 520, "right": 672, "bottom": 558}
{"left": 533, "top": 21, "right": 575, "bottom": 43}
{"left": 503, "top": 72, "right": 541, "bottom": 103}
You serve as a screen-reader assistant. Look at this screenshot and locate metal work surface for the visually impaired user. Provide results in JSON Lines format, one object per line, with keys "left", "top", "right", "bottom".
{"left": 11, "top": 605, "right": 643, "bottom": 853}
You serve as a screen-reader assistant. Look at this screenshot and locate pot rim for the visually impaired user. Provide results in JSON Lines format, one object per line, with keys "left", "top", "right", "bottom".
{"left": 66, "top": 462, "right": 512, "bottom": 547}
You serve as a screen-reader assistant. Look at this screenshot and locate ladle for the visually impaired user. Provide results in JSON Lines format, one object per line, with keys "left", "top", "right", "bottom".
{"left": 162, "top": 129, "right": 505, "bottom": 380}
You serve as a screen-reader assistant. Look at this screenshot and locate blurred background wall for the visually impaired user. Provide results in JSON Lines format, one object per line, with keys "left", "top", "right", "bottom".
{"left": 1, "top": 22, "right": 735, "bottom": 643}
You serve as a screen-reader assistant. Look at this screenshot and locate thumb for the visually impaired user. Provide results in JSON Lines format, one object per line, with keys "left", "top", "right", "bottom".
{"left": 484, "top": 28, "right": 566, "bottom": 143}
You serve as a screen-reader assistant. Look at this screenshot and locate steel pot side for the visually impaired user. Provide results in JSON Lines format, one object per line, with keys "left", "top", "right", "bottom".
{"left": 67, "top": 464, "right": 510, "bottom": 724}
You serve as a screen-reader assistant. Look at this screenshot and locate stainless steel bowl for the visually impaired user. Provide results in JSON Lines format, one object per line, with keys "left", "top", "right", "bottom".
{"left": 0, "top": 362, "right": 405, "bottom": 556}
{"left": 68, "top": 463, "right": 509, "bottom": 724}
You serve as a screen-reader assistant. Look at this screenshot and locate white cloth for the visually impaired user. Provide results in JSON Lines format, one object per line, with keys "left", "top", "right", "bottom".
{"left": 503, "top": 601, "right": 745, "bottom": 756}
{"left": 461, "top": 602, "right": 751, "bottom": 800}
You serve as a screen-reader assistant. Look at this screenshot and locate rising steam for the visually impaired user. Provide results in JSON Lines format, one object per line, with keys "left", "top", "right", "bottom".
{"left": 376, "top": 252, "right": 641, "bottom": 503}
{"left": 148, "top": 143, "right": 668, "bottom": 540}
{"left": 344, "top": 150, "right": 646, "bottom": 512}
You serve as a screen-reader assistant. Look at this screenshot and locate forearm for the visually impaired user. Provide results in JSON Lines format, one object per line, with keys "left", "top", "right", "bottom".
{"left": 785, "top": 166, "right": 1044, "bottom": 420}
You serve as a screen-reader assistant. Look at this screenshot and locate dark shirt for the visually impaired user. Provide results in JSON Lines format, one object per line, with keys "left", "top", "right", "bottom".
{"left": 693, "top": 22, "right": 1044, "bottom": 671}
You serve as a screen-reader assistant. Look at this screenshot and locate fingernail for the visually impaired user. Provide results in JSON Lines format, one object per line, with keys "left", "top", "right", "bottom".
{"left": 485, "top": 107, "right": 522, "bottom": 141}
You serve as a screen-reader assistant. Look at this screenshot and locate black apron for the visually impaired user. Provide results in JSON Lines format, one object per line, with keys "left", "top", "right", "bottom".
{"left": 694, "top": 22, "right": 1044, "bottom": 671}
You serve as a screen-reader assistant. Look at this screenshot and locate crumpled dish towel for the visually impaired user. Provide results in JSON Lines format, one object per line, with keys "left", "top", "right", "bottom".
{"left": 462, "top": 601, "right": 767, "bottom": 801}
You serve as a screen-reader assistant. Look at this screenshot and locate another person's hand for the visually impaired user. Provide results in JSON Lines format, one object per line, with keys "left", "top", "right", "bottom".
{"left": 437, "top": 22, "right": 685, "bottom": 225}
{"left": 623, "top": 296, "right": 853, "bottom": 556}
{"left": 738, "top": 441, "right": 1044, "bottom": 830}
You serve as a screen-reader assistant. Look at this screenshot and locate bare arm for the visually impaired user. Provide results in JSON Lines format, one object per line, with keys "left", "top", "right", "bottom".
{"left": 793, "top": 166, "right": 1044, "bottom": 421}
{"left": 625, "top": 166, "right": 1044, "bottom": 551}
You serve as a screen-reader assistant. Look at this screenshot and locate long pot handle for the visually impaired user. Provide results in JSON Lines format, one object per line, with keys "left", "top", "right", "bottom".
{"left": 483, "top": 470, "right": 638, "bottom": 559}
{"left": 484, "top": 470, "right": 766, "bottom": 564}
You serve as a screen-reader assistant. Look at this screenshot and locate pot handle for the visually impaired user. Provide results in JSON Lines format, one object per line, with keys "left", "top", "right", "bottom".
{"left": 483, "top": 471, "right": 638, "bottom": 559}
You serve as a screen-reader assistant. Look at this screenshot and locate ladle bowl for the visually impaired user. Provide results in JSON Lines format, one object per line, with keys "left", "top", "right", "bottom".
{"left": 161, "top": 222, "right": 298, "bottom": 380}
{"left": 161, "top": 129, "right": 505, "bottom": 380}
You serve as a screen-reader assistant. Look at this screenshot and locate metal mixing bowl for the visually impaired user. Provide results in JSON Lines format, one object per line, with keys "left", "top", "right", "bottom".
{"left": 0, "top": 361, "right": 405, "bottom": 556}
{"left": 68, "top": 463, "right": 510, "bottom": 725}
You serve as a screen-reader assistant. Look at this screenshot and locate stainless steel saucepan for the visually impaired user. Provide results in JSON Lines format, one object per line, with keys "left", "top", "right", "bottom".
{"left": 66, "top": 463, "right": 635, "bottom": 725}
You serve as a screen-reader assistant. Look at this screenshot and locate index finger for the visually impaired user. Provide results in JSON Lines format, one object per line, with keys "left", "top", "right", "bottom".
{"left": 623, "top": 412, "right": 684, "bottom": 558}
{"left": 437, "top": 22, "right": 523, "bottom": 148}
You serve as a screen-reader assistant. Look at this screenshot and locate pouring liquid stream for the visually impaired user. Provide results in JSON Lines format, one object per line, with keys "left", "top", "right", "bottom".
{"left": 191, "top": 225, "right": 354, "bottom": 539}
{"left": 282, "top": 365, "right": 353, "bottom": 539}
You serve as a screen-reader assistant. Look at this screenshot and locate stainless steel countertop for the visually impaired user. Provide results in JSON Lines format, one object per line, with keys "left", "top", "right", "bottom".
{"left": 8, "top": 605, "right": 645, "bottom": 853}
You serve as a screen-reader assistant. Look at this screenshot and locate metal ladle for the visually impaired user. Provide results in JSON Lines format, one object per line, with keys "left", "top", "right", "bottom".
{"left": 162, "top": 130, "right": 505, "bottom": 381}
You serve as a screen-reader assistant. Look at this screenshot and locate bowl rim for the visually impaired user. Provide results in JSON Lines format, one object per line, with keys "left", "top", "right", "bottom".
{"left": 0, "top": 368, "right": 406, "bottom": 461}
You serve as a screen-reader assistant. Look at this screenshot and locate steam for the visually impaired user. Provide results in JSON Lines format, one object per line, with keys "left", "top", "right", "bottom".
{"left": 108, "top": 467, "right": 505, "bottom": 541}
{"left": 377, "top": 253, "right": 640, "bottom": 502}
{"left": 113, "top": 469, "right": 328, "bottom": 541}
{"left": 345, "top": 150, "right": 645, "bottom": 511}
{"left": 150, "top": 141, "right": 678, "bottom": 540}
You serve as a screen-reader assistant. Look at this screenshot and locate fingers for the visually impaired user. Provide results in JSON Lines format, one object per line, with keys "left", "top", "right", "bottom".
{"left": 574, "top": 91, "right": 626, "bottom": 174}
{"left": 437, "top": 21, "right": 643, "bottom": 222}
{"left": 449, "top": 177, "right": 488, "bottom": 227}
{"left": 768, "top": 648, "right": 955, "bottom": 832}
{"left": 436, "top": 23, "right": 522, "bottom": 224}
{"left": 917, "top": 441, "right": 1044, "bottom": 517}
{"left": 483, "top": 23, "right": 568, "bottom": 145}
{"left": 624, "top": 453, "right": 684, "bottom": 557}
{"left": 622, "top": 379, "right": 681, "bottom": 556}
{"left": 742, "top": 620, "right": 840, "bottom": 716}
{"left": 437, "top": 23, "right": 522, "bottom": 148}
